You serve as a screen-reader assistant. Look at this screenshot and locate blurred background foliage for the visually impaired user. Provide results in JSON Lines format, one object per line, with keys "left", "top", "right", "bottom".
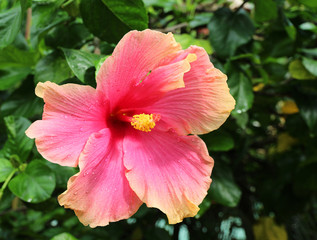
{"left": 0, "top": 0, "right": 317, "bottom": 239}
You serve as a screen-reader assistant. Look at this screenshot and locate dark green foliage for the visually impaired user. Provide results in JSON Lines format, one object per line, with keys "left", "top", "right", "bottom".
{"left": 0, "top": 0, "right": 317, "bottom": 239}
{"left": 9, "top": 160, "right": 56, "bottom": 203}
{"left": 80, "top": 0, "right": 147, "bottom": 44}
{"left": 208, "top": 8, "right": 255, "bottom": 58}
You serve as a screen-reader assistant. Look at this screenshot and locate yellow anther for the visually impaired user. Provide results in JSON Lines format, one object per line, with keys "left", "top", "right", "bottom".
{"left": 131, "top": 114, "right": 156, "bottom": 132}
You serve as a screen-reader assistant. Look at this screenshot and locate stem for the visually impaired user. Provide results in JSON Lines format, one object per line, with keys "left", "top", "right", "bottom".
{"left": 234, "top": 0, "right": 249, "bottom": 13}
{"left": 0, "top": 169, "right": 17, "bottom": 201}
{"left": 62, "top": 0, "right": 74, "bottom": 8}
{"left": 25, "top": 8, "right": 32, "bottom": 41}
{"left": 155, "top": 22, "right": 188, "bottom": 33}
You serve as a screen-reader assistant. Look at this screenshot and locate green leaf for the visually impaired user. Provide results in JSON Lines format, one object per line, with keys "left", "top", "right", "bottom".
{"left": 298, "top": 0, "right": 317, "bottom": 8}
{"left": 30, "top": 1, "right": 68, "bottom": 48}
{"left": 300, "top": 48, "right": 317, "bottom": 57}
{"left": 1, "top": 96, "right": 43, "bottom": 119}
{"left": 0, "top": 116, "right": 33, "bottom": 162}
{"left": 8, "top": 160, "right": 56, "bottom": 203}
{"left": 195, "top": 198, "right": 211, "bottom": 218}
{"left": 0, "top": 6, "right": 23, "bottom": 49}
{"left": 227, "top": 71, "right": 254, "bottom": 113}
{"left": 297, "top": 93, "right": 317, "bottom": 134}
{"left": 173, "top": 34, "right": 213, "bottom": 54}
{"left": 189, "top": 12, "right": 213, "bottom": 28}
{"left": 299, "top": 22, "right": 317, "bottom": 33}
{"left": 302, "top": 57, "right": 317, "bottom": 76}
{"left": 102, "top": 0, "right": 148, "bottom": 30}
{"left": 143, "top": 0, "right": 175, "bottom": 11}
{"left": 0, "top": 67, "right": 31, "bottom": 90}
{"left": 284, "top": 17, "right": 296, "bottom": 40}
{"left": 44, "top": 161, "right": 77, "bottom": 188}
{"left": 45, "top": 23, "right": 91, "bottom": 49}
{"left": 209, "top": 162, "right": 242, "bottom": 207}
{"left": 80, "top": 0, "right": 129, "bottom": 44}
{"left": 51, "top": 233, "right": 78, "bottom": 240}
{"left": 0, "top": 46, "right": 39, "bottom": 68}
{"left": 208, "top": 8, "right": 254, "bottom": 58}
{"left": 204, "top": 130, "right": 234, "bottom": 151}
{"left": 0, "top": 78, "right": 43, "bottom": 118}
{"left": 232, "top": 111, "right": 249, "bottom": 129}
{"left": 289, "top": 59, "right": 316, "bottom": 80}
{"left": 62, "top": 48, "right": 104, "bottom": 83}
{"left": 0, "top": 46, "right": 38, "bottom": 90}
{"left": 34, "top": 52, "right": 73, "bottom": 84}
{"left": 95, "top": 56, "right": 109, "bottom": 76}
{"left": 254, "top": 0, "right": 277, "bottom": 22}
{"left": 264, "top": 34, "right": 295, "bottom": 58}
{"left": 0, "top": 159, "right": 14, "bottom": 183}
{"left": 80, "top": 0, "right": 147, "bottom": 44}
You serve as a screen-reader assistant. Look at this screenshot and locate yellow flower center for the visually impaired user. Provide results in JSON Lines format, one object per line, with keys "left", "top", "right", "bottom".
{"left": 131, "top": 113, "right": 156, "bottom": 132}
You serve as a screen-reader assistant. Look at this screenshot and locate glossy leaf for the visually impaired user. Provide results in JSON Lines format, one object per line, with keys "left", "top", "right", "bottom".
{"left": 102, "top": 0, "right": 148, "bottom": 30}
{"left": 30, "top": 0, "right": 67, "bottom": 47}
{"left": 297, "top": 93, "right": 317, "bottom": 134}
{"left": 301, "top": 48, "right": 317, "bottom": 57}
{"left": 209, "top": 162, "right": 242, "bottom": 207}
{"left": 299, "top": 22, "right": 317, "bottom": 33}
{"left": 0, "top": 78, "right": 43, "bottom": 118}
{"left": 0, "top": 46, "right": 38, "bottom": 90}
{"left": 208, "top": 8, "right": 254, "bottom": 58}
{"left": 289, "top": 59, "right": 316, "bottom": 80}
{"left": 62, "top": 48, "right": 105, "bottom": 83}
{"left": 0, "top": 6, "right": 23, "bottom": 48}
{"left": 228, "top": 71, "right": 254, "bottom": 113}
{"left": 45, "top": 23, "right": 91, "bottom": 49}
{"left": 0, "top": 67, "right": 31, "bottom": 90}
{"left": 284, "top": 16, "right": 296, "bottom": 40}
{"left": 302, "top": 57, "right": 317, "bottom": 76}
{"left": 0, "top": 96, "right": 43, "bottom": 119}
{"left": 0, "top": 159, "right": 15, "bottom": 183}
{"left": 80, "top": 0, "right": 147, "bottom": 44}
{"left": 34, "top": 52, "right": 73, "bottom": 84}
{"left": 44, "top": 161, "right": 77, "bottom": 188}
{"left": 189, "top": 12, "right": 213, "bottom": 28}
{"left": 0, "top": 46, "right": 39, "bottom": 68}
{"left": 0, "top": 116, "right": 33, "bottom": 162}
{"left": 195, "top": 198, "right": 211, "bottom": 218}
{"left": 232, "top": 112, "right": 249, "bottom": 129}
{"left": 8, "top": 160, "right": 56, "bottom": 203}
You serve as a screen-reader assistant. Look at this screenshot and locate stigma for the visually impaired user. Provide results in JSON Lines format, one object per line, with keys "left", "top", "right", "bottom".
{"left": 131, "top": 113, "right": 159, "bottom": 132}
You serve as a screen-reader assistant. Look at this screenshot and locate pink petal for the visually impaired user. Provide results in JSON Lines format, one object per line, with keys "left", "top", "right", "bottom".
{"left": 121, "top": 55, "right": 195, "bottom": 109}
{"left": 143, "top": 46, "right": 235, "bottom": 135}
{"left": 96, "top": 30, "right": 182, "bottom": 111}
{"left": 123, "top": 128, "right": 213, "bottom": 224}
{"left": 25, "top": 82, "right": 107, "bottom": 167}
{"left": 58, "top": 129, "right": 142, "bottom": 228}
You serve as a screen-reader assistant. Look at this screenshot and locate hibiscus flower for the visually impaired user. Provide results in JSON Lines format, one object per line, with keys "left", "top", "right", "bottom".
{"left": 26, "top": 29, "right": 235, "bottom": 227}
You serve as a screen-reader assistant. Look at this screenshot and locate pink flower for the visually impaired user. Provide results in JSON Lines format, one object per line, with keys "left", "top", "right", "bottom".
{"left": 26, "top": 30, "right": 235, "bottom": 227}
